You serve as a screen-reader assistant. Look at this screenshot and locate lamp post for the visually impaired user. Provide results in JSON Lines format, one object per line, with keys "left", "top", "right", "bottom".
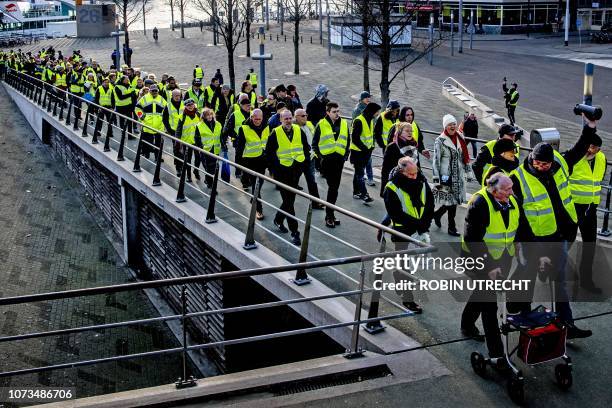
{"left": 111, "top": 27, "right": 125, "bottom": 69}
{"left": 458, "top": 0, "right": 463, "bottom": 53}
{"left": 564, "top": 0, "right": 569, "bottom": 46}
{"left": 252, "top": 27, "right": 273, "bottom": 97}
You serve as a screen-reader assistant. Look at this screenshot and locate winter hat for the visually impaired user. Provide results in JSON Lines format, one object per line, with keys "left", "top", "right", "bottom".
{"left": 315, "top": 84, "right": 329, "bottom": 99}
{"left": 592, "top": 133, "right": 602, "bottom": 147}
{"left": 359, "top": 91, "right": 371, "bottom": 101}
{"left": 387, "top": 100, "right": 400, "bottom": 111}
{"left": 493, "top": 138, "right": 517, "bottom": 156}
{"left": 442, "top": 114, "right": 457, "bottom": 129}
{"left": 498, "top": 124, "right": 519, "bottom": 137}
{"left": 530, "top": 143, "right": 554, "bottom": 162}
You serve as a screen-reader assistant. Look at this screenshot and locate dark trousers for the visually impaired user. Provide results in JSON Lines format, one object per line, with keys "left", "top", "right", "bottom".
{"left": 83, "top": 101, "right": 97, "bottom": 132}
{"left": 116, "top": 106, "right": 134, "bottom": 140}
{"left": 351, "top": 150, "right": 371, "bottom": 196}
{"left": 461, "top": 288, "right": 504, "bottom": 358}
{"left": 141, "top": 131, "right": 161, "bottom": 160}
{"left": 321, "top": 155, "right": 344, "bottom": 219}
{"left": 242, "top": 157, "right": 267, "bottom": 213}
{"left": 393, "top": 241, "right": 417, "bottom": 303}
{"left": 198, "top": 150, "right": 218, "bottom": 187}
{"left": 274, "top": 167, "right": 302, "bottom": 233}
{"left": 301, "top": 159, "right": 320, "bottom": 198}
{"left": 434, "top": 204, "right": 457, "bottom": 231}
{"left": 575, "top": 203, "right": 598, "bottom": 285}
{"left": 507, "top": 105, "right": 516, "bottom": 125}
{"left": 94, "top": 108, "right": 114, "bottom": 139}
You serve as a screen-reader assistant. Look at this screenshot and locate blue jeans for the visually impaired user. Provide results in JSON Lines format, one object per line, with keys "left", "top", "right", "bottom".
{"left": 366, "top": 156, "right": 374, "bottom": 181}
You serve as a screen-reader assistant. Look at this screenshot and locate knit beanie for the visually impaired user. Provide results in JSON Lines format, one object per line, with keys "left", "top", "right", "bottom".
{"left": 442, "top": 114, "right": 457, "bottom": 129}
{"left": 530, "top": 143, "right": 554, "bottom": 162}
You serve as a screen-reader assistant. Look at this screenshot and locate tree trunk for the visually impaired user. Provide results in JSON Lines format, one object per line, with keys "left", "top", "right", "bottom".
{"left": 228, "top": 49, "right": 236, "bottom": 92}
{"left": 379, "top": 0, "right": 391, "bottom": 106}
{"left": 361, "top": 11, "right": 370, "bottom": 92}
{"left": 180, "top": 3, "right": 185, "bottom": 38}
{"left": 123, "top": 6, "right": 131, "bottom": 65}
{"left": 293, "top": 10, "right": 300, "bottom": 74}
{"left": 170, "top": 1, "right": 175, "bottom": 31}
{"left": 226, "top": 19, "right": 236, "bottom": 91}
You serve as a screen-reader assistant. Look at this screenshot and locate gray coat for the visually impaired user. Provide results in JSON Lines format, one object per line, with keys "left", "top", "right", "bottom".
{"left": 432, "top": 132, "right": 475, "bottom": 206}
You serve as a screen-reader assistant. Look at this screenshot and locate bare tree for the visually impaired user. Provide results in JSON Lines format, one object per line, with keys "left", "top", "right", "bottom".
{"left": 341, "top": 1, "right": 443, "bottom": 105}
{"left": 193, "top": 0, "right": 246, "bottom": 90}
{"left": 177, "top": 0, "right": 191, "bottom": 38}
{"left": 240, "top": 0, "right": 254, "bottom": 57}
{"left": 285, "top": 0, "right": 309, "bottom": 74}
{"left": 166, "top": 0, "right": 177, "bottom": 31}
{"left": 114, "top": 0, "right": 152, "bottom": 65}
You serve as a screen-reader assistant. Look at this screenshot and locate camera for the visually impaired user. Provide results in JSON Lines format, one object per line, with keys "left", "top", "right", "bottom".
{"left": 574, "top": 104, "right": 603, "bottom": 121}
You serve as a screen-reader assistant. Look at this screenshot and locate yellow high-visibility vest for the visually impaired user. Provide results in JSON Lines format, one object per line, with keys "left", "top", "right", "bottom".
{"left": 350, "top": 114, "right": 374, "bottom": 151}
{"left": 569, "top": 151, "right": 606, "bottom": 205}
{"left": 242, "top": 124, "right": 270, "bottom": 158}
{"left": 275, "top": 125, "right": 305, "bottom": 167}
{"left": 317, "top": 118, "right": 348, "bottom": 156}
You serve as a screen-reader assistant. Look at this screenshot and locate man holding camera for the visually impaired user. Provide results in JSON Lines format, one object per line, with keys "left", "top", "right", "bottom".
{"left": 508, "top": 115, "right": 599, "bottom": 339}
{"left": 502, "top": 78, "right": 519, "bottom": 125}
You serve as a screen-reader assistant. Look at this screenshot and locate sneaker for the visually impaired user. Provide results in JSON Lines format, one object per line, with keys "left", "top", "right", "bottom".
{"left": 325, "top": 218, "right": 335, "bottom": 228}
{"left": 353, "top": 193, "right": 362, "bottom": 199}
{"left": 461, "top": 326, "right": 485, "bottom": 342}
{"left": 366, "top": 179, "right": 376, "bottom": 186}
{"left": 362, "top": 194, "right": 374, "bottom": 204}
{"left": 567, "top": 323, "right": 592, "bottom": 339}
{"left": 256, "top": 211, "right": 264, "bottom": 221}
{"left": 194, "top": 169, "right": 201, "bottom": 180}
{"left": 291, "top": 231, "right": 301, "bottom": 246}
{"left": 274, "top": 220, "right": 288, "bottom": 234}
{"left": 334, "top": 218, "right": 340, "bottom": 226}
{"left": 186, "top": 178, "right": 193, "bottom": 183}
{"left": 402, "top": 301, "right": 423, "bottom": 314}
{"left": 312, "top": 202, "right": 325, "bottom": 210}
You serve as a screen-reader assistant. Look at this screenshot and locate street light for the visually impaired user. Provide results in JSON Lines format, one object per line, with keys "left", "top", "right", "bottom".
{"left": 111, "top": 27, "right": 125, "bottom": 69}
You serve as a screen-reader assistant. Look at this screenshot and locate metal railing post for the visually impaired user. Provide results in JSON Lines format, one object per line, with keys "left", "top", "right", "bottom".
{"left": 176, "top": 147, "right": 189, "bottom": 203}
{"left": 132, "top": 138, "right": 143, "bottom": 172}
{"left": 91, "top": 125, "right": 99, "bottom": 145}
{"left": 52, "top": 93, "right": 59, "bottom": 116}
{"left": 65, "top": 96, "right": 73, "bottom": 126}
{"left": 364, "top": 236, "right": 386, "bottom": 334}
{"left": 152, "top": 139, "right": 164, "bottom": 186}
{"left": 243, "top": 177, "right": 263, "bottom": 250}
{"left": 103, "top": 128, "right": 112, "bottom": 152}
{"left": 293, "top": 203, "right": 313, "bottom": 286}
{"left": 117, "top": 127, "right": 127, "bottom": 161}
{"left": 58, "top": 94, "right": 65, "bottom": 121}
{"left": 175, "top": 285, "right": 197, "bottom": 389}
{"left": 205, "top": 162, "right": 220, "bottom": 223}
{"left": 598, "top": 170, "right": 612, "bottom": 237}
{"left": 345, "top": 262, "right": 366, "bottom": 359}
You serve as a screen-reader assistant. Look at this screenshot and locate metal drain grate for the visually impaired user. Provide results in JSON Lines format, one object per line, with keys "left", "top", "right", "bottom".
{"left": 271, "top": 364, "right": 393, "bottom": 396}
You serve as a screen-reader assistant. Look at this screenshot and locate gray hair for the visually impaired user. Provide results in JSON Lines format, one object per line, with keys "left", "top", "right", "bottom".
{"left": 486, "top": 173, "right": 512, "bottom": 193}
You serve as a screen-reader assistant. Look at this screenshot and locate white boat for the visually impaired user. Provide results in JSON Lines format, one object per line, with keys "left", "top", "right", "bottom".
{"left": 1, "top": 0, "right": 77, "bottom": 38}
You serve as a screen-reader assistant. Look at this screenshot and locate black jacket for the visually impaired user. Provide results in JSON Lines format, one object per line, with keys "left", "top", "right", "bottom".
{"left": 384, "top": 170, "right": 434, "bottom": 240}
{"left": 305, "top": 96, "right": 328, "bottom": 125}
{"left": 462, "top": 117, "right": 478, "bottom": 138}
{"left": 311, "top": 116, "right": 350, "bottom": 161}
{"left": 463, "top": 189, "right": 516, "bottom": 273}
{"left": 510, "top": 125, "right": 596, "bottom": 242}
{"left": 380, "top": 140, "right": 418, "bottom": 197}
{"left": 235, "top": 117, "right": 268, "bottom": 164}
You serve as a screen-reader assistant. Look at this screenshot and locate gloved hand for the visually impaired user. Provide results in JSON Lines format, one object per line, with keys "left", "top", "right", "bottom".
{"left": 441, "top": 175, "right": 449, "bottom": 183}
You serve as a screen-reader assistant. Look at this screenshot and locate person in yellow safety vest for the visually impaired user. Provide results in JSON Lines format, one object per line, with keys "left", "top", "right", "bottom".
{"left": 374, "top": 100, "right": 400, "bottom": 151}
{"left": 235, "top": 109, "right": 269, "bottom": 220}
{"left": 350, "top": 102, "right": 381, "bottom": 203}
{"left": 162, "top": 89, "right": 185, "bottom": 174}
{"left": 193, "top": 64, "right": 204, "bottom": 80}
{"left": 135, "top": 84, "right": 167, "bottom": 160}
{"left": 185, "top": 78, "right": 204, "bottom": 104}
{"left": 265, "top": 109, "right": 311, "bottom": 246}
{"left": 240, "top": 80, "right": 258, "bottom": 109}
{"left": 93, "top": 77, "right": 115, "bottom": 141}
{"left": 384, "top": 156, "right": 433, "bottom": 314}
{"left": 68, "top": 65, "right": 85, "bottom": 131}
{"left": 502, "top": 79, "right": 519, "bottom": 125}
{"left": 313, "top": 102, "right": 350, "bottom": 228}
{"left": 200, "top": 77, "right": 220, "bottom": 109}
{"left": 478, "top": 137, "right": 519, "bottom": 187}
{"left": 473, "top": 124, "right": 521, "bottom": 185}
{"left": 508, "top": 116, "right": 599, "bottom": 339}
{"left": 460, "top": 173, "right": 517, "bottom": 355}
{"left": 569, "top": 135, "right": 606, "bottom": 294}
{"left": 114, "top": 75, "right": 136, "bottom": 141}
{"left": 211, "top": 84, "right": 235, "bottom": 124}
{"left": 53, "top": 65, "right": 67, "bottom": 89}
{"left": 82, "top": 72, "right": 98, "bottom": 131}
{"left": 175, "top": 99, "right": 202, "bottom": 182}
{"left": 246, "top": 68, "right": 258, "bottom": 90}
{"left": 196, "top": 107, "right": 223, "bottom": 188}
{"left": 223, "top": 96, "right": 252, "bottom": 146}
{"left": 294, "top": 108, "right": 323, "bottom": 208}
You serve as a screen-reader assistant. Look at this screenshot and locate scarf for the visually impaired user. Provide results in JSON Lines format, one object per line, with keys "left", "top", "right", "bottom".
{"left": 444, "top": 129, "right": 470, "bottom": 165}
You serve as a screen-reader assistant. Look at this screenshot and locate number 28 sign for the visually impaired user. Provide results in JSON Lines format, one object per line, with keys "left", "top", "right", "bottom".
{"left": 78, "top": 8, "right": 101, "bottom": 24}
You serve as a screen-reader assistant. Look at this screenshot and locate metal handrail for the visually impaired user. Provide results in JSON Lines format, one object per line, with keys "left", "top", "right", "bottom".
{"left": 5, "top": 68, "right": 430, "bottom": 248}
{"left": 442, "top": 76, "right": 475, "bottom": 98}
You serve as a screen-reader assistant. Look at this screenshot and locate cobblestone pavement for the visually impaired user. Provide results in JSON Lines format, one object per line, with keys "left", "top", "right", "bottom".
{"left": 0, "top": 85, "right": 188, "bottom": 406}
